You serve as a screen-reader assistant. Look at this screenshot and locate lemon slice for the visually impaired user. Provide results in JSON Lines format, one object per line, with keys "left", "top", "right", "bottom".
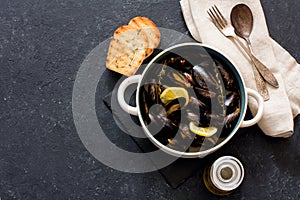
{"left": 189, "top": 122, "right": 217, "bottom": 137}
{"left": 160, "top": 87, "right": 189, "bottom": 107}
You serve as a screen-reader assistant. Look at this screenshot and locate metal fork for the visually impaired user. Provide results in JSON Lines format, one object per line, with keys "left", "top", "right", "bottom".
{"left": 207, "top": 5, "right": 279, "bottom": 90}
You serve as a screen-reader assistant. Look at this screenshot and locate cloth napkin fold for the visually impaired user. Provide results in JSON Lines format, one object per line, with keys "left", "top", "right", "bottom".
{"left": 180, "top": 0, "right": 300, "bottom": 137}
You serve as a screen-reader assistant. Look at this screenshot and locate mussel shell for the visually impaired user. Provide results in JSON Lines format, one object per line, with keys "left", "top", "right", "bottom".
{"left": 162, "top": 54, "right": 193, "bottom": 72}
{"left": 192, "top": 65, "right": 218, "bottom": 89}
{"left": 193, "top": 87, "right": 216, "bottom": 99}
{"left": 217, "top": 62, "right": 238, "bottom": 91}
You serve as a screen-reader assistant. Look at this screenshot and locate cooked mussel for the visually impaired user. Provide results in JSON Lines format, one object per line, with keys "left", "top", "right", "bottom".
{"left": 192, "top": 65, "right": 218, "bottom": 89}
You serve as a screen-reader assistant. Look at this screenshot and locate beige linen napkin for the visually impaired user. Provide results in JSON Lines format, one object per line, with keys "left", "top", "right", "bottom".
{"left": 180, "top": 0, "right": 300, "bottom": 137}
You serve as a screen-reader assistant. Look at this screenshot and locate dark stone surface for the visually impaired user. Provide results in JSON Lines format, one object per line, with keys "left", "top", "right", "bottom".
{"left": 1, "top": 0, "right": 300, "bottom": 199}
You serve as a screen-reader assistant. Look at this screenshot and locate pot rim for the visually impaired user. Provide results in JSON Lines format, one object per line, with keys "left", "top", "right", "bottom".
{"left": 136, "top": 42, "right": 248, "bottom": 158}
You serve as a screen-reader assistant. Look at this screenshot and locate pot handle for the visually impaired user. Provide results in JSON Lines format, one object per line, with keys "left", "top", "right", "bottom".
{"left": 240, "top": 88, "right": 264, "bottom": 127}
{"left": 117, "top": 75, "right": 141, "bottom": 116}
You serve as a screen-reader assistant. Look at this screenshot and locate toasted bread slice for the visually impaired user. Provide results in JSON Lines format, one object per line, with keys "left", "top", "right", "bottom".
{"left": 106, "top": 25, "right": 148, "bottom": 76}
{"left": 128, "top": 16, "right": 160, "bottom": 57}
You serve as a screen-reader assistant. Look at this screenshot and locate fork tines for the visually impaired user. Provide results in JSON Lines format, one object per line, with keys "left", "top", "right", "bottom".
{"left": 207, "top": 5, "right": 228, "bottom": 29}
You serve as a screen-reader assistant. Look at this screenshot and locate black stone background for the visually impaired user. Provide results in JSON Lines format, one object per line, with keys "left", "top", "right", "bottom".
{"left": 1, "top": 0, "right": 300, "bottom": 199}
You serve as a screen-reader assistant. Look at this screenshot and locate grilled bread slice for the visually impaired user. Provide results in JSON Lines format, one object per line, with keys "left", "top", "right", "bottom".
{"left": 106, "top": 25, "right": 149, "bottom": 76}
{"left": 106, "top": 17, "right": 160, "bottom": 76}
{"left": 128, "top": 16, "right": 161, "bottom": 57}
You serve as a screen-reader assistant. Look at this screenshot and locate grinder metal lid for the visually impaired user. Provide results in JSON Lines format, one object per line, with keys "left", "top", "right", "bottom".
{"left": 210, "top": 156, "right": 244, "bottom": 191}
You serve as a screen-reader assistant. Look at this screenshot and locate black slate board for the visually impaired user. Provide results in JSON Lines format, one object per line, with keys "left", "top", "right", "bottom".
{"left": 102, "top": 89, "right": 203, "bottom": 188}
{"left": 97, "top": 43, "right": 210, "bottom": 187}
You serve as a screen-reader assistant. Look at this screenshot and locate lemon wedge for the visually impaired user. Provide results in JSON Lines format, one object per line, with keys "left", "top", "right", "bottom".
{"left": 189, "top": 122, "right": 217, "bottom": 137}
{"left": 160, "top": 87, "right": 189, "bottom": 107}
